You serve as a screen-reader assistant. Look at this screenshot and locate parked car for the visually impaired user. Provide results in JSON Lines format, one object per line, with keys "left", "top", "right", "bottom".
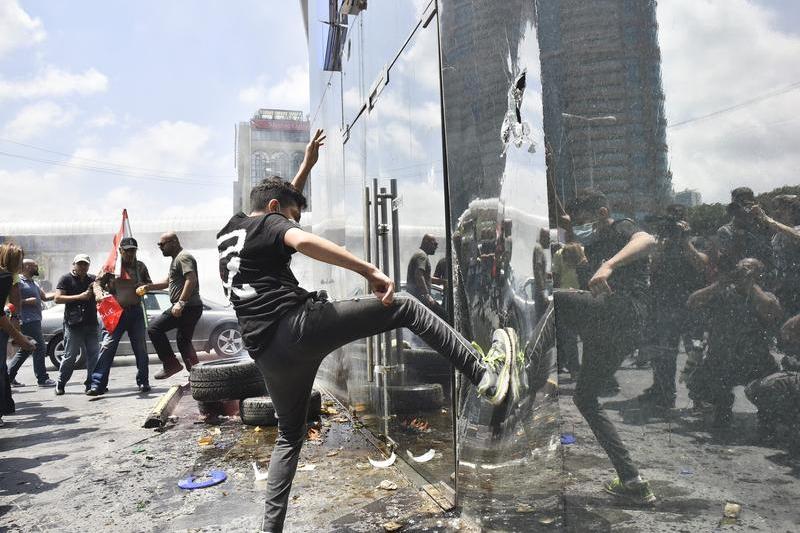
{"left": 41, "top": 291, "right": 244, "bottom": 368}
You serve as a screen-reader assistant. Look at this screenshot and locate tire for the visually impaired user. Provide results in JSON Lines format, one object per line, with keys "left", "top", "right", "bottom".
{"left": 387, "top": 384, "right": 444, "bottom": 414}
{"left": 239, "top": 390, "right": 322, "bottom": 426}
{"left": 211, "top": 325, "right": 245, "bottom": 358}
{"left": 47, "top": 332, "right": 86, "bottom": 370}
{"left": 189, "top": 356, "right": 266, "bottom": 401}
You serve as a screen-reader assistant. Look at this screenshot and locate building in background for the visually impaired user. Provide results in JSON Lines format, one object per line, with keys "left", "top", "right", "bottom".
{"left": 674, "top": 188, "right": 702, "bottom": 207}
{"left": 537, "top": 0, "right": 672, "bottom": 218}
{"left": 233, "top": 108, "right": 310, "bottom": 213}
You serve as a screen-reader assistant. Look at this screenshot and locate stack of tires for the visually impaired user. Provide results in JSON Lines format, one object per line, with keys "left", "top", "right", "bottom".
{"left": 189, "top": 356, "right": 321, "bottom": 426}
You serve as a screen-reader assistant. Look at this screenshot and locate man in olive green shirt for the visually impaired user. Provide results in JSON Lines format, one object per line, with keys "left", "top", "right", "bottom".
{"left": 141, "top": 232, "right": 203, "bottom": 379}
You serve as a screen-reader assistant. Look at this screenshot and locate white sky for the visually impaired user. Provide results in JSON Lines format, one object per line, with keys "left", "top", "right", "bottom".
{"left": 0, "top": 0, "right": 798, "bottom": 226}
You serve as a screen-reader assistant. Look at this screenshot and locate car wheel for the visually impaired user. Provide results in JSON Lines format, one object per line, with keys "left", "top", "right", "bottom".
{"left": 189, "top": 356, "right": 266, "bottom": 402}
{"left": 211, "top": 325, "right": 244, "bottom": 357}
{"left": 387, "top": 384, "right": 444, "bottom": 414}
{"left": 239, "top": 390, "right": 321, "bottom": 426}
{"left": 47, "top": 333, "right": 86, "bottom": 370}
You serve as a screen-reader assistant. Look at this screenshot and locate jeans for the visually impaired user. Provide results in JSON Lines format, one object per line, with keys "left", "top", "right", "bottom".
{"left": 554, "top": 289, "right": 643, "bottom": 482}
{"left": 90, "top": 305, "right": 149, "bottom": 390}
{"left": 7, "top": 321, "right": 49, "bottom": 383}
{"left": 0, "top": 330, "right": 14, "bottom": 415}
{"left": 58, "top": 322, "right": 101, "bottom": 390}
{"left": 253, "top": 292, "right": 485, "bottom": 532}
{"left": 147, "top": 305, "right": 203, "bottom": 370}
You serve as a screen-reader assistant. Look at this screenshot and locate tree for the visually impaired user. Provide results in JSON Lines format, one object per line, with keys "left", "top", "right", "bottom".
{"left": 688, "top": 203, "right": 728, "bottom": 237}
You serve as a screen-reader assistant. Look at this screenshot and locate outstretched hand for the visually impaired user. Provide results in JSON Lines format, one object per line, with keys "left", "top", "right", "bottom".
{"left": 304, "top": 129, "right": 326, "bottom": 169}
{"left": 365, "top": 268, "right": 395, "bottom": 306}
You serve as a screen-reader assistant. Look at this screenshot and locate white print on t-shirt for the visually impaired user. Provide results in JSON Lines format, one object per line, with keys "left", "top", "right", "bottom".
{"left": 217, "top": 228, "right": 257, "bottom": 300}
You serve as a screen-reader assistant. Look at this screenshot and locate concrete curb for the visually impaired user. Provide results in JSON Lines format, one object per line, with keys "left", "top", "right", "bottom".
{"left": 143, "top": 383, "right": 188, "bottom": 429}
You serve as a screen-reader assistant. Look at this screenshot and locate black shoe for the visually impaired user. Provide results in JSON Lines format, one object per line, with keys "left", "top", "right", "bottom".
{"left": 85, "top": 388, "right": 102, "bottom": 397}
{"left": 598, "top": 377, "right": 621, "bottom": 397}
{"left": 138, "top": 384, "right": 152, "bottom": 393}
{"left": 637, "top": 388, "right": 675, "bottom": 408}
{"left": 55, "top": 386, "right": 65, "bottom": 396}
{"left": 10, "top": 379, "right": 25, "bottom": 387}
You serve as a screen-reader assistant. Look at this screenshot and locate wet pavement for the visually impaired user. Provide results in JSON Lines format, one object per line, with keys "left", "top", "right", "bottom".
{"left": 0, "top": 355, "right": 458, "bottom": 532}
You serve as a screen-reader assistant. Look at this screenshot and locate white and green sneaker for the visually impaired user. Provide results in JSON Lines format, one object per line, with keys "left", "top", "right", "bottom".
{"left": 505, "top": 327, "right": 528, "bottom": 401}
{"left": 474, "top": 328, "right": 513, "bottom": 406}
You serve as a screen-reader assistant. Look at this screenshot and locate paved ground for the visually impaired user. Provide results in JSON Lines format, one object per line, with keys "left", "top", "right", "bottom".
{"left": 2, "top": 350, "right": 799, "bottom": 532}
{"left": 0, "top": 354, "right": 457, "bottom": 532}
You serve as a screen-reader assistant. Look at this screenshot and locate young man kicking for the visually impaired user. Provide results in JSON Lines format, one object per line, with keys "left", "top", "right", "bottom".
{"left": 216, "top": 130, "right": 513, "bottom": 533}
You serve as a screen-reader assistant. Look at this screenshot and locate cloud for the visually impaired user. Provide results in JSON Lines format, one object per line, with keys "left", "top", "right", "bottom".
{"left": 239, "top": 64, "right": 309, "bottom": 113}
{"left": 2, "top": 101, "right": 77, "bottom": 141}
{"left": 86, "top": 110, "right": 116, "bottom": 129}
{"left": 658, "top": 0, "right": 800, "bottom": 202}
{"left": 0, "top": 0, "right": 46, "bottom": 58}
{"left": 0, "top": 66, "right": 108, "bottom": 101}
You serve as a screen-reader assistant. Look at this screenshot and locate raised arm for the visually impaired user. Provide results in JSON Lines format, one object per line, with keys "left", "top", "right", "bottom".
{"left": 588, "top": 231, "right": 656, "bottom": 295}
{"left": 291, "top": 129, "right": 326, "bottom": 193}
{"left": 284, "top": 227, "right": 394, "bottom": 305}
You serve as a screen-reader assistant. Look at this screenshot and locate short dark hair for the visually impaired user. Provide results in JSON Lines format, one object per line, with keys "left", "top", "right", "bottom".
{"left": 567, "top": 189, "right": 609, "bottom": 216}
{"left": 250, "top": 176, "right": 307, "bottom": 211}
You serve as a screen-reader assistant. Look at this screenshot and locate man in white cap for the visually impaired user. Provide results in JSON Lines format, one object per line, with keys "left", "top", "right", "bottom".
{"left": 54, "top": 254, "right": 100, "bottom": 395}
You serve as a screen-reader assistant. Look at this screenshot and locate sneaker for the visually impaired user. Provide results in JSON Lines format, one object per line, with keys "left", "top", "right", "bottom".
{"left": 505, "top": 327, "right": 528, "bottom": 400}
{"left": 38, "top": 379, "right": 57, "bottom": 388}
{"left": 474, "top": 329, "right": 512, "bottom": 406}
{"left": 85, "top": 388, "right": 103, "bottom": 397}
{"left": 138, "top": 384, "right": 152, "bottom": 393}
{"left": 55, "top": 386, "right": 65, "bottom": 396}
{"left": 603, "top": 477, "right": 656, "bottom": 505}
{"left": 10, "top": 379, "right": 24, "bottom": 387}
{"left": 154, "top": 364, "right": 183, "bottom": 380}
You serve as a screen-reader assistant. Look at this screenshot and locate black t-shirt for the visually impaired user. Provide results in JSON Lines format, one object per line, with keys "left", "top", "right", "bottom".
{"left": 217, "top": 212, "right": 314, "bottom": 351}
{"left": 406, "top": 249, "right": 431, "bottom": 298}
{"left": 650, "top": 241, "right": 705, "bottom": 305}
{"left": 56, "top": 272, "right": 97, "bottom": 326}
{"left": 0, "top": 271, "right": 12, "bottom": 308}
{"left": 584, "top": 219, "right": 649, "bottom": 296}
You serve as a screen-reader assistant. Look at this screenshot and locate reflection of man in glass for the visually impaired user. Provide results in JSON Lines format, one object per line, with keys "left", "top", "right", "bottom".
{"left": 406, "top": 234, "right": 447, "bottom": 319}
{"left": 532, "top": 228, "right": 549, "bottom": 322}
{"left": 716, "top": 187, "right": 774, "bottom": 275}
{"left": 554, "top": 189, "right": 657, "bottom": 505}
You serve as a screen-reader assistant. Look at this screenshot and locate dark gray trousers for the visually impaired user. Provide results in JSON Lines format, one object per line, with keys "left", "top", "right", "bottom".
{"left": 554, "top": 289, "right": 643, "bottom": 482}
{"left": 252, "top": 292, "right": 485, "bottom": 532}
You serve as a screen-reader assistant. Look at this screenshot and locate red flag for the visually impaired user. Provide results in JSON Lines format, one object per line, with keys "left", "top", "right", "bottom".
{"left": 102, "top": 209, "right": 133, "bottom": 279}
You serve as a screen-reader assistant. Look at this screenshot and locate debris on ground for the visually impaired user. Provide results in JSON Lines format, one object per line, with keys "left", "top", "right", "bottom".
{"left": 252, "top": 462, "right": 269, "bottom": 481}
{"left": 369, "top": 452, "right": 397, "bottom": 469}
{"left": 177, "top": 470, "right": 227, "bottom": 490}
{"left": 307, "top": 427, "right": 321, "bottom": 441}
{"left": 326, "top": 450, "right": 339, "bottom": 457}
{"left": 401, "top": 418, "right": 431, "bottom": 433}
{"left": 560, "top": 434, "right": 576, "bottom": 445}
{"left": 377, "top": 480, "right": 398, "bottom": 491}
{"left": 406, "top": 449, "right": 436, "bottom": 463}
{"left": 722, "top": 501, "right": 741, "bottom": 524}
{"left": 297, "top": 464, "right": 316, "bottom": 472}
{"left": 131, "top": 448, "right": 146, "bottom": 454}
{"left": 383, "top": 520, "right": 403, "bottom": 531}
{"left": 197, "top": 435, "right": 214, "bottom": 446}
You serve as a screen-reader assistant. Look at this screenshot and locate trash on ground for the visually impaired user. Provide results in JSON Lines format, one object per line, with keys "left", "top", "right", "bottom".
{"left": 516, "top": 503, "right": 535, "bottom": 513}
{"left": 307, "top": 428, "right": 321, "bottom": 440}
{"left": 177, "top": 470, "right": 227, "bottom": 490}
{"left": 252, "top": 462, "right": 269, "bottom": 481}
{"left": 401, "top": 418, "right": 430, "bottom": 433}
{"left": 321, "top": 405, "right": 338, "bottom": 416}
{"left": 355, "top": 462, "right": 370, "bottom": 470}
{"left": 406, "top": 449, "right": 436, "bottom": 463}
{"left": 197, "top": 435, "right": 214, "bottom": 446}
{"left": 560, "top": 434, "right": 576, "bottom": 445}
{"left": 377, "top": 480, "right": 398, "bottom": 491}
{"left": 369, "top": 452, "right": 397, "bottom": 469}
{"left": 297, "top": 463, "right": 316, "bottom": 472}
{"left": 724, "top": 502, "right": 741, "bottom": 519}
{"left": 132, "top": 448, "right": 146, "bottom": 454}
{"left": 538, "top": 516, "right": 555, "bottom": 525}
{"left": 680, "top": 468, "right": 694, "bottom": 476}
{"left": 253, "top": 426, "right": 262, "bottom": 432}
{"left": 383, "top": 520, "right": 403, "bottom": 532}
{"left": 211, "top": 427, "right": 221, "bottom": 435}
{"left": 332, "top": 415, "right": 350, "bottom": 423}
{"left": 326, "top": 450, "right": 339, "bottom": 457}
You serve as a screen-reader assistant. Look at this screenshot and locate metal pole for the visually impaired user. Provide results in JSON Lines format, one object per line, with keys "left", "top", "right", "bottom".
{"left": 389, "top": 179, "right": 405, "bottom": 384}
{"left": 365, "top": 185, "right": 374, "bottom": 383}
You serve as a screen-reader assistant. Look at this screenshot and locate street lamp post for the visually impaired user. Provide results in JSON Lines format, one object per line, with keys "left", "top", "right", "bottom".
{"left": 561, "top": 113, "right": 617, "bottom": 190}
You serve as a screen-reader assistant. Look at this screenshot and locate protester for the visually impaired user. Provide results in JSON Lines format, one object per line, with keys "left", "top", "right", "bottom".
{"left": 553, "top": 189, "right": 657, "bottom": 505}
{"left": 551, "top": 241, "right": 586, "bottom": 375}
{"left": 716, "top": 187, "right": 774, "bottom": 276}
{"left": 766, "top": 194, "right": 800, "bottom": 316}
{"left": 54, "top": 255, "right": 100, "bottom": 395}
{"left": 141, "top": 231, "right": 203, "bottom": 378}
{"left": 88, "top": 238, "right": 152, "bottom": 395}
{"left": 406, "top": 234, "right": 447, "bottom": 319}
{"left": 7, "top": 259, "right": 56, "bottom": 387}
{"left": 218, "top": 130, "right": 514, "bottom": 532}
{"left": 638, "top": 204, "right": 708, "bottom": 408}
{"left": 532, "top": 228, "right": 550, "bottom": 323}
{"left": 687, "top": 258, "right": 782, "bottom": 427}
{"left": 0, "top": 244, "right": 36, "bottom": 425}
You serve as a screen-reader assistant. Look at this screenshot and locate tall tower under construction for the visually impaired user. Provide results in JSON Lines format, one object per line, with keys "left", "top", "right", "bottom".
{"left": 537, "top": 0, "right": 671, "bottom": 218}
